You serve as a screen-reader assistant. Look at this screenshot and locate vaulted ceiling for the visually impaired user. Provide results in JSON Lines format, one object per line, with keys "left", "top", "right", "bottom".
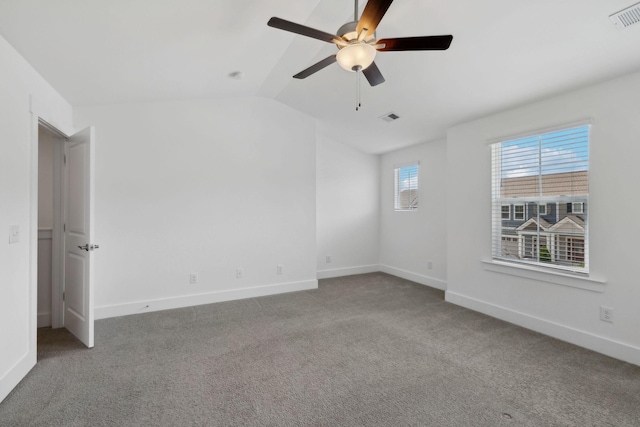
{"left": 1, "top": 0, "right": 640, "bottom": 153}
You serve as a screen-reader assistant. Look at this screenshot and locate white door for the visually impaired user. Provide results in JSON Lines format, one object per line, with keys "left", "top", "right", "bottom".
{"left": 64, "top": 126, "right": 96, "bottom": 348}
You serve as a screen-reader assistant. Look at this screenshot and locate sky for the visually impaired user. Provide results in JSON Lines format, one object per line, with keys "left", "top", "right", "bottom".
{"left": 500, "top": 125, "right": 589, "bottom": 179}
{"left": 397, "top": 164, "right": 418, "bottom": 192}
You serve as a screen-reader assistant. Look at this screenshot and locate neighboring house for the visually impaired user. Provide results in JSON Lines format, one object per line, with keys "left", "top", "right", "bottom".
{"left": 500, "top": 171, "right": 587, "bottom": 266}
{"left": 398, "top": 189, "right": 418, "bottom": 209}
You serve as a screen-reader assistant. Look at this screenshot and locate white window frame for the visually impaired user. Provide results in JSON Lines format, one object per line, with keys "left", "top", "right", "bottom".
{"left": 538, "top": 203, "right": 547, "bottom": 215}
{"left": 571, "top": 202, "right": 584, "bottom": 214}
{"left": 501, "top": 204, "right": 511, "bottom": 219}
{"left": 394, "top": 162, "right": 419, "bottom": 211}
{"left": 513, "top": 204, "right": 525, "bottom": 220}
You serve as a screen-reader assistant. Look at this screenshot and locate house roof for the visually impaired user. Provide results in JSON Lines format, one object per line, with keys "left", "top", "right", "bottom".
{"left": 513, "top": 214, "right": 585, "bottom": 234}
{"left": 516, "top": 217, "right": 553, "bottom": 232}
{"left": 548, "top": 215, "right": 585, "bottom": 233}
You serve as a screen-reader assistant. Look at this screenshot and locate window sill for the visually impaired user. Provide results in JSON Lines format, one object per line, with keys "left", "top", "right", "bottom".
{"left": 481, "top": 259, "right": 606, "bottom": 293}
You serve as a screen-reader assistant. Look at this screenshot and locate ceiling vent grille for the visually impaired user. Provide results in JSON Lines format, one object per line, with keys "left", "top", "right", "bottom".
{"left": 610, "top": 2, "right": 640, "bottom": 29}
{"left": 379, "top": 112, "right": 400, "bottom": 122}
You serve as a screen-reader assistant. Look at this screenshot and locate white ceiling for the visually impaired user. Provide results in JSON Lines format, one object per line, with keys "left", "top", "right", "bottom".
{"left": 1, "top": 0, "right": 640, "bottom": 153}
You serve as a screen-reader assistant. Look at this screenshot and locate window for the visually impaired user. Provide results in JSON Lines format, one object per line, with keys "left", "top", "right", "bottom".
{"left": 514, "top": 204, "right": 525, "bottom": 220}
{"left": 571, "top": 202, "right": 584, "bottom": 214}
{"left": 491, "top": 124, "right": 590, "bottom": 272}
{"left": 394, "top": 163, "right": 419, "bottom": 210}
{"left": 501, "top": 205, "right": 511, "bottom": 219}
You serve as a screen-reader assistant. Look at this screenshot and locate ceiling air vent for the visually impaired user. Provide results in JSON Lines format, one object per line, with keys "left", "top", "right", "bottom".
{"left": 610, "top": 2, "right": 640, "bottom": 30}
{"left": 379, "top": 112, "right": 400, "bottom": 122}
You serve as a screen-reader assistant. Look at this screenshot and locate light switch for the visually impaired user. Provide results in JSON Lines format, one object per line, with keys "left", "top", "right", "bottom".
{"left": 9, "top": 225, "right": 19, "bottom": 244}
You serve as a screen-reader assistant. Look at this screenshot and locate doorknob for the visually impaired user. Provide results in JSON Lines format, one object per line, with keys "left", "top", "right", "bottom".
{"left": 78, "top": 244, "right": 100, "bottom": 251}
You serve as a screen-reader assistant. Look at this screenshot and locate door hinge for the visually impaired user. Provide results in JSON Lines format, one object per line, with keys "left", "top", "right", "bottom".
{"left": 63, "top": 291, "right": 65, "bottom": 302}
{"left": 63, "top": 223, "right": 66, "bottom": 232}
{"left": 64, "top": 154, "right": 67, "bottom": 164}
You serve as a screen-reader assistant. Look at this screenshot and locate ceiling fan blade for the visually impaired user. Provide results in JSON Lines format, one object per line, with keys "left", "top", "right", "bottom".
{"left": 356, "top": 0, "right": 394, "bottom": 35}
{"left": 268, "top": 17, "right": 339, "bottom": 44}
{"left": 293, "top": 55, "right": 337, "bottom": 79}
{"left": 362, "top": 62, "right": 385, "bottom": 86}
{"left": 377, "top": 35, "right": 453, "bottom": 51}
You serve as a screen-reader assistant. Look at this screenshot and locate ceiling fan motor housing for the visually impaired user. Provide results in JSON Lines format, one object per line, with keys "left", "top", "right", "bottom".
{"left": 336, "top": 21, "right": 375, "bottom": 42}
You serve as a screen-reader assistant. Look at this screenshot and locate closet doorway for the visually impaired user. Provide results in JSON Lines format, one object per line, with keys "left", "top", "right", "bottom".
{"left": 36, "top": 122, "right": 96, "bottom": 348}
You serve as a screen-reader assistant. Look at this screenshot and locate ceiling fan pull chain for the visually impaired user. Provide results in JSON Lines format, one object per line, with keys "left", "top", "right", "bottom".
{"left": 355, "top": 70, "right": 361, "bottom": 111}
{"left": 359, "top": 71, "right": 362, "bottom": 110}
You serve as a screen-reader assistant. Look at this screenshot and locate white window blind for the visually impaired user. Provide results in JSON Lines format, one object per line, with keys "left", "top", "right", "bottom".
{"left": 491, "top": 125, "right": 590, "bottom": 272}
{"left": 394, "top": 163, "right": 419, "bottom": 210}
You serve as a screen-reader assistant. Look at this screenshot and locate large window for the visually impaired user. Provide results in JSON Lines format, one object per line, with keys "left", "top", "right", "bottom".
{"left": 394, "top": 163, "right": 419, "bottom": 210}
{"left": 491, "top": 124, "right": 590, "bottom": 272}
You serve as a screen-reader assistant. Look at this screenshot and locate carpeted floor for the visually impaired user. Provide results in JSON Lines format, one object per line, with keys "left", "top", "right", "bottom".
{"left": 1, "top": 272, "right": 639, "bottom": 426}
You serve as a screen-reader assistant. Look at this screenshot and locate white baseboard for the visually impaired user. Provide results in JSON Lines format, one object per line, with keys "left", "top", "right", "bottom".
{"left": 95, "top": 279, "right": 318, "bottom": 320}
{"left": 37, "top": 312, "right": 51, "bottom": 328}
{"left": 445, "top": 291, "right": 640, "bottom": 367}
{"left": 379, "top": 265, "right": 447, "bottom": 291}
{"left": 0, "top": 351, "right": 36, "bottom": 403}
{"left": 317, "top": 265, "right": 380, "bottom": 279}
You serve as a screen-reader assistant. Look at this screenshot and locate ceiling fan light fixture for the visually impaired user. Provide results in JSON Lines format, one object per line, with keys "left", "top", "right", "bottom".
{"left": 336, "top": 43, "right": 376, "bottom": 72}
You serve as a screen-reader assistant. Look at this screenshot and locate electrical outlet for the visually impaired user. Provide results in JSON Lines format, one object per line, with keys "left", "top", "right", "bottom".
{"left": 236, "top": 268, "right": 243, "bottom": 279}
{"left": 600, "top": 306, "right": 614, "bottom": 323}
{"left": 9, "top": 225, "right": 19, "bottom": 244}
{"left": 189, "top": 273, "right": 198, "bottom": 284}
{"left": 326, "top": 255, "right": 332, "bottom": 263}
{"left": 427, "top": 260, "right": 433, "bottom": 270}
{"left": 277, "top": 265, "right": 283, "bottom": 275}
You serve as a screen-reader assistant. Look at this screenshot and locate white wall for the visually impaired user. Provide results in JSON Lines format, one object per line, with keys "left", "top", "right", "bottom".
{"left": 316, "top": 134, "right": 379, "bottom": 278}
{"left": 446, "top": 70, "right": 640, "bottom": 365}
{"left": 0, "top": 34, "right": 73, "bottom": 402}
{"left": 74, "top": 97, "right": 318, "bottom": 318}
{"left": 379, "top": 140, "right": 448, "bottom": 289}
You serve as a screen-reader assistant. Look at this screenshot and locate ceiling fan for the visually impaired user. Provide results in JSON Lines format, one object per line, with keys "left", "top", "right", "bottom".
{"left": 267, "top": 0, "right": 453, "bottom": 87}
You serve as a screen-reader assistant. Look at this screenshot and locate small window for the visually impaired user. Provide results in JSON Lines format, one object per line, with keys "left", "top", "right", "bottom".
{"left": 501, "top": 205, "right": 511, "bottom": 219}
{"left": 538, "top": 203, "right": 547, "bottom": 215}
{"left": 394, "top": 163, "right": 419, "bottom": 210}
{"left": 514, "top": 204, "right": 525, "bottom": 220}
{"left": 572, "top": 202, "right": 584, "bottom": 214}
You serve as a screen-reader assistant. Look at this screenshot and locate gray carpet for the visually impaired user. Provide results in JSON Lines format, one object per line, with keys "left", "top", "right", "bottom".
{"left": 1, "top": 273, "right": 639, "bottom": 426}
